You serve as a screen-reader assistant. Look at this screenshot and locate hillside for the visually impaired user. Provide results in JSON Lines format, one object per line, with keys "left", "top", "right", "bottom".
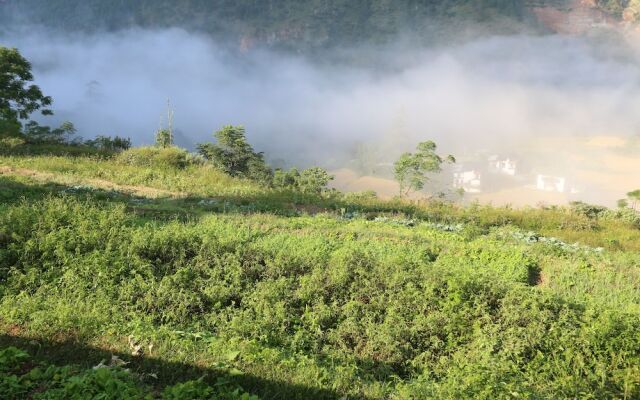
{"left": 2, "top": 0, "right": 640, "bottom": 393}
{"left": 2, "top": 0, "right": 636, "bottom": 52}
{"left": 1, "top": 143, "right": 640, "bottom": 398}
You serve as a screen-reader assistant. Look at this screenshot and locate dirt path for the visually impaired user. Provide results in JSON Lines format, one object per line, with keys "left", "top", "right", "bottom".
{"left": 0, "top": 165, "right": 186, "bottom": 199}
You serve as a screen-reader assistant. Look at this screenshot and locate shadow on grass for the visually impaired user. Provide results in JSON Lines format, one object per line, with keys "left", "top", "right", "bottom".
{"left": 0, "top": 334, "right": 363, "bottom": 400}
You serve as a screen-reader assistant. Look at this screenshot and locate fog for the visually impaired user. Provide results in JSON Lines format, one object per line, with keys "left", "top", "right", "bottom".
{"left": 1, "top": 26, "right": 640, "bottom": 204}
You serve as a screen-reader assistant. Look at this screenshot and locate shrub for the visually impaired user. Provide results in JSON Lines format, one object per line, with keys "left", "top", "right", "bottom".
{"left": 272, "top": 167, "right": 334, "bottom": 194}
{"left": 85, "top": 135, "right": 131, "bottom": 152}
{"left": 0, "top": 136, "right": 25, "bottom": 149}
{"left": 116, "top": 146, "right": 190, "bottom": 169}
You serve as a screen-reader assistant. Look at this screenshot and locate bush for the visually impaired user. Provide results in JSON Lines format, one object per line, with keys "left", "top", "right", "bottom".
{"left": 197, "top": 125, "right": 265, "bottom": 178}
{"left": 272, "top": 167, "right": 334, "bottom": 194}
{"left": 116, "top": 146, "right": 191, "bottom": 169}
{"left": 85, "top": 135, "right": 131, "bottom": 152}
{"left": 0, "top": 136, "right": 25, "bottom": 149}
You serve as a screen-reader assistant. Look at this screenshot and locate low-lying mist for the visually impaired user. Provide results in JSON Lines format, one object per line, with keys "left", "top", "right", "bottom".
{"left": 1, "top": 26, "right": 639, "bottom": 205}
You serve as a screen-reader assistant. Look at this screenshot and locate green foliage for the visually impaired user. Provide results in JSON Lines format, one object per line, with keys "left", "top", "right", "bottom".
{"left": 116, "top": 146, "right": 192, "bottom": 169}
{"left": 627, "top": 189, "right": 640, "bottom": 210}
{"left": 22, "top": 120, "right": 77, "bottom": 144}
{"left": 0, "top": 118, "right": 21, "bottom": 138}
{"left": 273, "top": 167, "right": 334, "bottom": 194}
{"left": 0, "top": 193, "right": 639, "bottom": 398}
{"left": 0, "top": 346, "right": 258, "bottom": 400}
{"left": 272, "top": 167, "right": 300, "bottom": 189}
{"left": 197, "top": 125, "right": 269, "bottom": 181}
{"left": 155, "top": 128, "right": 173, "bottom": 148}
{"left": 569, "top": 201, "right": 608, "bottom": 219}
{"left": 162, "top": 379, "right": 258, "bottom": 400}
{"left": 394, "top": 140, "right": 455, "bottom": 197}
{"left": 2, "top": 149, "right": 640, "bottom": 398}
{"left": 297, "top": 167, "right": 334, "bottom": 194}
{"left": 0, "top": 0, "right": 565, "bottom": 51}
{"left": 85, "top": 135, "right": 132, "bottom": 152}
{"left": 0, "top": 46, "right": 52, "bottom": 124}
{"left": 0, "top": 136, "right": 25, "bottom": 149}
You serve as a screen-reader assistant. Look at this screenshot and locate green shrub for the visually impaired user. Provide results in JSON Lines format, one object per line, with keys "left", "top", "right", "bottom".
{"left": 0, "top": 137, "right": 25, "bottom": 149}
{"left": 116, "top": 146, "right": 191, "bottom": 169}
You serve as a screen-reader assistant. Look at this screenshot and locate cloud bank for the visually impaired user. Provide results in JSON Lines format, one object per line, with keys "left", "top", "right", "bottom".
{"left": 1, "top": 27, "right": 639, "bottom": 173}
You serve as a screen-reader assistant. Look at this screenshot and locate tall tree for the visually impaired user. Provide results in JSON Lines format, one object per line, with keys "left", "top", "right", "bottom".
{"left": 394, "top": 140, "right": 455, "bottom": 197}
{"left": 197, "top": 125, "right": 267, "bottom": 179}
{"left": 627, "top": 189, "right": 640, "bottom": 210}
{"left": 0, "top": 47, "right": 52, "bottom": 128}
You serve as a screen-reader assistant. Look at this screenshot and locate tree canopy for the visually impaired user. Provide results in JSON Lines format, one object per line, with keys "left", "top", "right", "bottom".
{"left": 394, "top": 140, "right": 455, "bottom": 197}
{"left": 0, "top": 46, "right": 52, "bottom": 125}
{"left": 197, "top": 125, "right": 268, "bottom": 179}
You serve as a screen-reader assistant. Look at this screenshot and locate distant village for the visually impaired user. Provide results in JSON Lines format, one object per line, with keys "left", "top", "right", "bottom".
{"left": 451, "top": 154, "right": 581, "bottom": 196}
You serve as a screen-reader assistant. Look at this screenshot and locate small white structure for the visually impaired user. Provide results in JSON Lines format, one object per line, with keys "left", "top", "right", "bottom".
{"left": 453, "top": 170, "right": 482, "bottom": 193}
{"left": 536, "top": 174, "right": 566, "bottom": 192}
{"left": 488, "top": 155, "right": 517, "bottom": 176}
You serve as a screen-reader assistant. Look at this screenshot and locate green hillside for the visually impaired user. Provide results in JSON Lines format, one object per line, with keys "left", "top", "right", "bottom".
{"left": 1, "top": 0, "right": 537, "bottom": 50}
{"left": 1, "top": 21, "right": 640, "bottom": 399}
{"left": 1, "top": 140, "right": 640, "bottom": 399}
{"left": 3, "top": 0, "right": 637, "bottom": 52}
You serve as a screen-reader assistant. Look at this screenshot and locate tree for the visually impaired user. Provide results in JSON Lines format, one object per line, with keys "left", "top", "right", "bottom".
{"left": 155, "top": 99, "right": 174, "bottom": 148}
{"left": 297, "top": 167, "right": 334, "bottom": 194}
{"left": 0, "top": 47, "right": 52, "bottom": 127}
{"left": 155, "top": 128, "right": 173, "bottom": 148}
{"left": 22, "top": 120, "right": 76, "bottom": 143}
{"left": 273, "top": 166, "right": 334, "bottom": 194}
{"left": 394, "top": 140, "right": 455, "bottom": 197}
{"left": 273, "top": 167, "right": 300, "bottom": 189}
{"left": 86, "top": 135, "right": 132, "bottom": 151}
{"left": 197, "top": 125, "right": 267, "bottom": 179}
{"left": 627, "top": 189, "right": 640, "bottom": 210}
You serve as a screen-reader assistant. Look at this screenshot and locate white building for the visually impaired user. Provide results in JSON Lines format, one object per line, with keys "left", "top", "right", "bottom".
{"left": 535, "top": 174, "right": 580, "bottom": 194}
{"left": 488, "top": 155, "right": 517, "bottom": 176}
{"left": 453, "top": 170, "right": 482, "bottom": 193}
{"left": 536, "top": 174, "right": 565, "bottom": 192}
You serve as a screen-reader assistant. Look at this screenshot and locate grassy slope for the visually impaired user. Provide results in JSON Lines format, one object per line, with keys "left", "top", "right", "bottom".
{"left": 0, "top": 150, "right": 640, "bottom": 398}
{"left": 1, "top": 153, "right": 639, "bottom": 251}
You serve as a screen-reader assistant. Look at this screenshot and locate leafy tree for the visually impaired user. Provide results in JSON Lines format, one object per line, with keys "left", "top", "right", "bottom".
{"left": 155, "top": 99, "right": 175, "bottom": 148}
{"left": 197, "top": 125, "right": 267, "bottom": 179}
{"left": 0, "top": 47, "right": 52, "bottom": 127}
{"left": 627, "top": 189, "right": 640, "bottom": 210}
{"left": 246, "top": 152, "right": 274, "bottom": 183}
{"left": 86, "top": 135, "right": 132, "bottom": 151}
{"left": 394, "top": 140, "right": 455, "bottom": 197}
{"left": 297, "top": 167, "right": 334, "bottom": 194}
{"left": 617, "top": 198, "right": 628, "bottom": 209}
{"left": 0, "top": 117, "right": 21, "bottom": 137}
{"left": 22, "top": 120, "right": 76, "bottom": 143}
{"left": 155, "top": 128, "right": 173, "bottom": 148}
{"left": 273, "top": 166, "right": 334, "bottom": 194}
{"left": 273, "top": 167, "right": 300, "bottom": 189}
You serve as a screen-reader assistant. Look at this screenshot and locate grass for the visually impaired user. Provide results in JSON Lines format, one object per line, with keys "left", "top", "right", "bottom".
{"left": 2, "top": 152, "right": 639, "bottom": 250}
{"left": 1, "top": 146, "right": 640, "bottom": 399}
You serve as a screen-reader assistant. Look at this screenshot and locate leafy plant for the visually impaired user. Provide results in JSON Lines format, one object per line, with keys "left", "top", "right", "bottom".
{"left": 394, "top": 140, "right": 455, "bottom": 197}
{"left": 197, "top": 125, "right": 268, "bottom": 180}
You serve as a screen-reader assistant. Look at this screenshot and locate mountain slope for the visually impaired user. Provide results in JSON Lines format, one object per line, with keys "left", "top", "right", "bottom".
{"left": 0, "top": 0, "right": 551, "bottom": 51}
